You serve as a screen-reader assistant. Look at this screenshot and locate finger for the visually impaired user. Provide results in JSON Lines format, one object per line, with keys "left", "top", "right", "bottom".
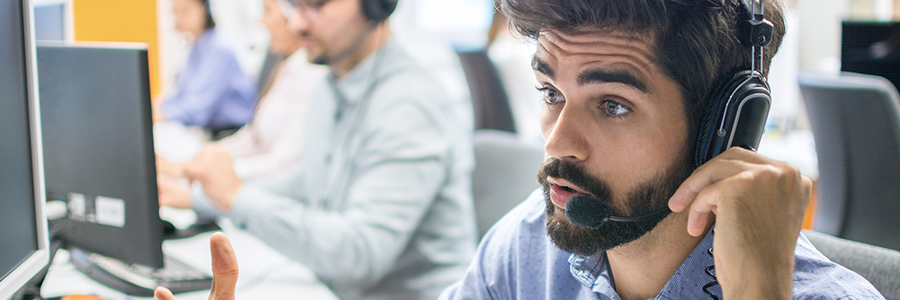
{"left": 668, "top": 146, "right": 781, "bottom": 212}
{"left": 669, "top": 158, "right": 748, "bottom": 212}
{"left": 182, "top": 161, "right": 205, "bottom": 181}
{"left": 154, "top": 287, "right": 176, "bottom": 300}
{"left": 714, "top": 146, "right": 776, "bottom": 164}
{"left": 157, "top": 179, "right": 171, "bottom": 205}
{"left": 208, "top": 232, "right": 239, "bottom": 300}
{"left": 685, "top": 174, "right": 737, "bottom": 236}
{"left": 206, "top": 142, "right": 225, "bottom": 153}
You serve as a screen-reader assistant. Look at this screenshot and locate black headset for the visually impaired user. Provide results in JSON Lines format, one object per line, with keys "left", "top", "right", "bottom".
{"left": 693, "top": 0, "right": 774, "bottom": 168}
{"left": 360, "top": 0, "right": 397, "bottom": 23}
{"left": 697, "top": 1, "right": 774, "bottom": 297}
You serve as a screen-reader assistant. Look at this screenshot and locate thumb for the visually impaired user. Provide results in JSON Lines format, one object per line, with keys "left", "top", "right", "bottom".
{"left": 154, "top": 286, "right": 176, "bottom": 300}
{"left": 208, "top": 232, "right": 239, "bottom": 300}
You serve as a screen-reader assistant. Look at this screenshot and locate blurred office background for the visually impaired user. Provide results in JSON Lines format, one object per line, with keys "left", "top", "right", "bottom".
{"left": 28, "top": 0, "right": 900, "bottom": 249}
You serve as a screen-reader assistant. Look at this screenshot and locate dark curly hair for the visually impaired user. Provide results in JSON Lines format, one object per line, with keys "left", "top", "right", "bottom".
{"left": 500, "top": 0, "right": 785, "bottom": 145}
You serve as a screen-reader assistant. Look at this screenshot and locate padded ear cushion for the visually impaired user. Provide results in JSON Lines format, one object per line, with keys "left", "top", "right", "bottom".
{"left": 694, "top": 98, "right": 723, "bottom": 167}
{"left": 694, "top": 70, "right": 770, "bottom": 167}
{"left": 361, "top": 0, "right": 398, "bottom": 22}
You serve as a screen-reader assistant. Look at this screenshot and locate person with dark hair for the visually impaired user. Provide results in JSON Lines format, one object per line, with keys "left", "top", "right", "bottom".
{"left": 158, "top": 0, "right": 258, "bottom": 134}
{"left": 434, "top": 0, "right": 884, "bottom": 299}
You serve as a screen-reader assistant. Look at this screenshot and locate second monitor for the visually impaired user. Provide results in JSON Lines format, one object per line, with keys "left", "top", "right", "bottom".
{"left": 37, "top": 43, "right": 212, "bottom": 296}
{"left": 38, "top": 43, "right": 165, "bottom": 268}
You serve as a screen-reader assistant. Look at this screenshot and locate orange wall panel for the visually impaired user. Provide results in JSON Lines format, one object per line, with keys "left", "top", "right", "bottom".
{"left": 72, "top": 0, "right": 161, "bottom": 98}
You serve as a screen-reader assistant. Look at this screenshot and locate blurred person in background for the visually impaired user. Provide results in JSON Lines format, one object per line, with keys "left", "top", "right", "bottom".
{"left": 157, "top": 0, "right": 477, "bottom": 299}
{"left": 156, "top": 0, "right": 258, "bottom": 136}
{"left": 157, "top": 0, "right": 328, "bottom": 182}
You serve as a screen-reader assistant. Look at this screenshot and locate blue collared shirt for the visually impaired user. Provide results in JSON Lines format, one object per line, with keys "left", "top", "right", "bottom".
{"left": 439, "top": 189, "right": 885, "bottom": 300}
{"left": 162, "top": 28, "right": 257, "bottom": 131}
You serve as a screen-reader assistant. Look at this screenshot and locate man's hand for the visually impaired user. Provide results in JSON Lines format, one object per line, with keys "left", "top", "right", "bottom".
{"left": 158, "top": 174, "right": 193, "bottom": 209}
{"left": 157, "top": 156, "right": 186, "bottom": 178}
{"left": 184, "top": 143, "right": 243, "bottom": 211}
{"left": 154, "top": 232, "right": 239, "bottom": 300}
{"left": 668, "top": 147, "right": 812, "bottom": 300}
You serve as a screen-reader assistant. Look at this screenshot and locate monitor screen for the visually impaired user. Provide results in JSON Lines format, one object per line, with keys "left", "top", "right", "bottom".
{"left": 0, "top": 0, "right": 51, "bottom": 297}
{"left": 38, "top": 44, "right": 166, "bottom": 268}
{"left": 841, "top": 20, "right": 900, "bottom": 90}
{"left": 33, "top": 2, "right": 66, "bottom": 41}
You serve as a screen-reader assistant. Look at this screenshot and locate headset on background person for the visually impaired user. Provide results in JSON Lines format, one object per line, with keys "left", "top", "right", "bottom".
{"left": 276, "top": 0, "right": 396, "bottom": 23}
{"left": 360, "top": 0, "right": 396, "bottom": 23}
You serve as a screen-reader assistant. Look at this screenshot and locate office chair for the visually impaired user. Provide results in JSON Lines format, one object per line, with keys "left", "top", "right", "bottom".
{"left": 472, "top": 129, "right": 545, "bottom": 239}
{"left": 804, "top": 230, "right": 900, "bottom": 299}
{"left": 456, "top": 49, "right": 517, "bottom": 133}
{"left": 798, "top": 72, "right": 900, "bottom": 251}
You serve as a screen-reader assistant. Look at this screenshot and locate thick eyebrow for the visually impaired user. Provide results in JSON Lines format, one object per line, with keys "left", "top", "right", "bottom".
{"left": 533, "top": 56, "right": 648, "bottom": 93}
{"left": 578, "top": 69, "right": 648, "bottom": 93}
{"left": 531, "top": 56, "right": 555, "bottom": 79}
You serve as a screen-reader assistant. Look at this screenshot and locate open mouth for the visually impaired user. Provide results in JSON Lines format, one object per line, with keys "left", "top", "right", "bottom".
{"left": 547, "top": 177, "right": 591, "bottom": 209}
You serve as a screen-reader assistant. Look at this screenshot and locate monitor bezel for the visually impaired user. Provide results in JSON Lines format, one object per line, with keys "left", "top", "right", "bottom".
{"left": 0, "top": 0, "right": 52, "bottom": 297}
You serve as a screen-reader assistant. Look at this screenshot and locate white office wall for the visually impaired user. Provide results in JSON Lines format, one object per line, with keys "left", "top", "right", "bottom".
{"left": 768, "top": 9, "right": 802, "bottom": 131}
{"left": 796, "top": 0, "right": 849, "bottom": 75}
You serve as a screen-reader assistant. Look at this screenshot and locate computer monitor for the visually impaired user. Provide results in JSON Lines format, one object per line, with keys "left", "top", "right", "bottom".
{"left": 841, "top": 20, "right": 900, "bottom": 90}
{"left": 37, "top": 43, "right": 166, "bottom": 269}
{"left": 0, "top": 0, "right": 52, "bottom": 298}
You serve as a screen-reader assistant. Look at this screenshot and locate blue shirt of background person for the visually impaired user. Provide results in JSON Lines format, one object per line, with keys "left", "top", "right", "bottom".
{"left": 161, "top": 0, "right": 257, "bottom": 132}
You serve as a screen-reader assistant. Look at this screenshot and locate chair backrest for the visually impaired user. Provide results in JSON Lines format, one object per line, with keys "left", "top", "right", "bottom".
{"left": 803, "top": 230, "right": 900, "bottom": 299}
{"left": 798, "top": 72, "right": 900, "bottom": 251}
{"left": 472, "top": 129, "right": 545, "bottom": 238}
{"left": 456, "top": 49, "right": 517, "bottom": 133}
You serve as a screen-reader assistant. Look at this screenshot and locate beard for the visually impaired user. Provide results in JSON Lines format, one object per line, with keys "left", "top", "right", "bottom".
{"left": 311, "top": 53, "right": 330, "bottom": 65}
{"left": 537, "top": 154, "right": 693, "bottom": 256}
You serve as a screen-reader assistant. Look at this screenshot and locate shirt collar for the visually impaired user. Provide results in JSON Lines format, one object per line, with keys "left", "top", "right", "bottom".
{"left": 194, "top": 28, "right": 216, "bottom": 49}
{"left": 568, "top": 228, "right": 721, "bottom": 300}
{"left": 328, "top": 38, "right": 398, "bottom": 106}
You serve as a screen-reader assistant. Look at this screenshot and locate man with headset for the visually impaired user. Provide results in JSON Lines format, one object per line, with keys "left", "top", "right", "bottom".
{"left": 156, "top": 0, "right": 476, "bottom": 299}
{"left": 156, "top": 0, "right": 884, "bottom": 299}
{"left": 435, "top": 0, "right": 883, "bottom": 299}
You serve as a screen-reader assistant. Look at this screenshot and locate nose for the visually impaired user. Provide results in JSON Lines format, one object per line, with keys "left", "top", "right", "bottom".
{"left": 543, "top": 103, "right": 591, "bottom": 163}
{"left": 287, "top": 8, "right": 310, "bottom": 34}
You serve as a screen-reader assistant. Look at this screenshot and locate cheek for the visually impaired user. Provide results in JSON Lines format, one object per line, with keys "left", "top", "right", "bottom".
{"left": 190, "top": 10, "right": 205, "bottom": 27}
{"left": 539, "top": 104, "right": 559, "bottom": 140}
{"left": 609, "top": 121, "right": 689, "bottom": 188}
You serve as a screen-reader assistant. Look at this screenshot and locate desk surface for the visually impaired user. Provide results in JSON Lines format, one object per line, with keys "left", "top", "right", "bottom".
{"left": 40, "top": 220, "right": 338, "bottom": 300}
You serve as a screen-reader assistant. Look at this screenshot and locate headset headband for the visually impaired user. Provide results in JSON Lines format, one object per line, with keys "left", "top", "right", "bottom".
{"left": 741, "top": 0, "right": 773, "bottom": 74}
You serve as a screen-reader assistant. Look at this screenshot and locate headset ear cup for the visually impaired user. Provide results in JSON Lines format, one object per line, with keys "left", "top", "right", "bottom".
{"left": 693, "top": 100, "right": 721, "bottom": 168}
{"left": 694, "top": 70, "right": 769, "bottom": 167}
{"left": 360, "top": 0, "right": 397, "bottom": 22}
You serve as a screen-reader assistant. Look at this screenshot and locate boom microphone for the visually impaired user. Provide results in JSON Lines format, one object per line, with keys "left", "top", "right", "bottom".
{"left": 565, "top": 195, "right": 670, "bottom": 229}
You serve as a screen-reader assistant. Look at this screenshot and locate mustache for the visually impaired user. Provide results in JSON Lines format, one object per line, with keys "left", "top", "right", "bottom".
{"left": 537, "top": 157, "right": 612, "bottom": 203}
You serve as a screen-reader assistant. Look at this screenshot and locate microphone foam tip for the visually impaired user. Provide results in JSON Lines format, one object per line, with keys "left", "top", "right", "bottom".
{"left": 565, "top": 195, "right": 610, "bottom": 229}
